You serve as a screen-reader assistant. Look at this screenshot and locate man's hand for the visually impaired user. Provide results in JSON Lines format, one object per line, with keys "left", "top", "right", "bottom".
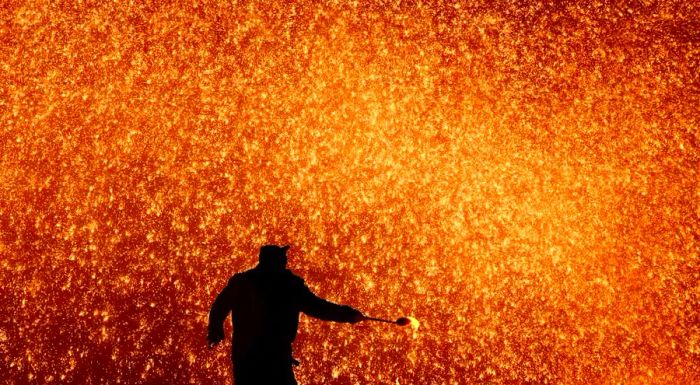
{"left": 207, "top": 332, "right": 224, "bottom": 349}
{"left": 345, "top": 307, "right": 366, "bottom": 324}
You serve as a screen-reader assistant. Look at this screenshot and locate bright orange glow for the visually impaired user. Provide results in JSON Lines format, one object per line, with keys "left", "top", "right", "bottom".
{"left": 2, "top": 1, "right": 699, "bottom": 384}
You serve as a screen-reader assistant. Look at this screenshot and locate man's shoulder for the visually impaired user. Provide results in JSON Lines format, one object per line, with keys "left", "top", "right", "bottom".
{"left": 284, "top": 270, "right": 307, "bottom": 286}
{"left": 227, "top": 268, "right": 306, "bottom": 287}
{"left": 227, "top": 269, "right": 256, "bottom": 285}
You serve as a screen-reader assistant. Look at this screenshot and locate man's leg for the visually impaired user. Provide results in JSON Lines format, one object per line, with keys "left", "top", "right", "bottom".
{"left": 232, "top": 359, "right": 296, "bottom": 385}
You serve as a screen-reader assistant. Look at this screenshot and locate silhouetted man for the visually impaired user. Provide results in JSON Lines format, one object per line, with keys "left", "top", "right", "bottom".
{"left": 207, "top": 245, "right": 365, "bottom": 385}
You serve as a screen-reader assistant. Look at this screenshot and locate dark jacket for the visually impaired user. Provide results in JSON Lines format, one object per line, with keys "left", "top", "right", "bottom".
{"left": 208, "top": 265, "right": 360, "bottom": 383}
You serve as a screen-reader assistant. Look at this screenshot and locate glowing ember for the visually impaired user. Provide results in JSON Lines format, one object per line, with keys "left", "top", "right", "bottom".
{"left": 2, "top": 1, "right": 699, "bottom": 385}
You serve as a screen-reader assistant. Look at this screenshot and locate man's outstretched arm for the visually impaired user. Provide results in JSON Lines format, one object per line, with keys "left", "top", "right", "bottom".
{"left": 298, "top": 280, "right": 364, "bottom": 323}
{"left": 207, "top": 278, "right": 235, "bottom": 347}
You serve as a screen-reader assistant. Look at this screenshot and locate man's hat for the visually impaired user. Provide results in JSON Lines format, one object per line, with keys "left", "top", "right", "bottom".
{"left": 259, "top": 244, "right": 290, "bottom": 266}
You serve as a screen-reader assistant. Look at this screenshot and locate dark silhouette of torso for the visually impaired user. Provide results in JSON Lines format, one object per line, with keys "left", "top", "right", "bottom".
{"left": 208, "top": 264, "right": 360, "bottom": 385}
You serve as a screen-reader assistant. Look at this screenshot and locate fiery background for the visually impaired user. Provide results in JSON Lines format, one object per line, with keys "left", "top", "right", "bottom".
{"left": 2, "top": 1, "right": 699, "bottom": 384}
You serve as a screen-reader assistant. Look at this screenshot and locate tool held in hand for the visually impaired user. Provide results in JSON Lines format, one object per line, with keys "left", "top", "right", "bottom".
{"left": 363, "top": 316, "right": 417, "bottom": 327}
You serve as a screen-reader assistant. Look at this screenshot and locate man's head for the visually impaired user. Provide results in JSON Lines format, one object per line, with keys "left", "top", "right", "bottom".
{"left": 258, "top": 244, "right": 290, "bottom": 270}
